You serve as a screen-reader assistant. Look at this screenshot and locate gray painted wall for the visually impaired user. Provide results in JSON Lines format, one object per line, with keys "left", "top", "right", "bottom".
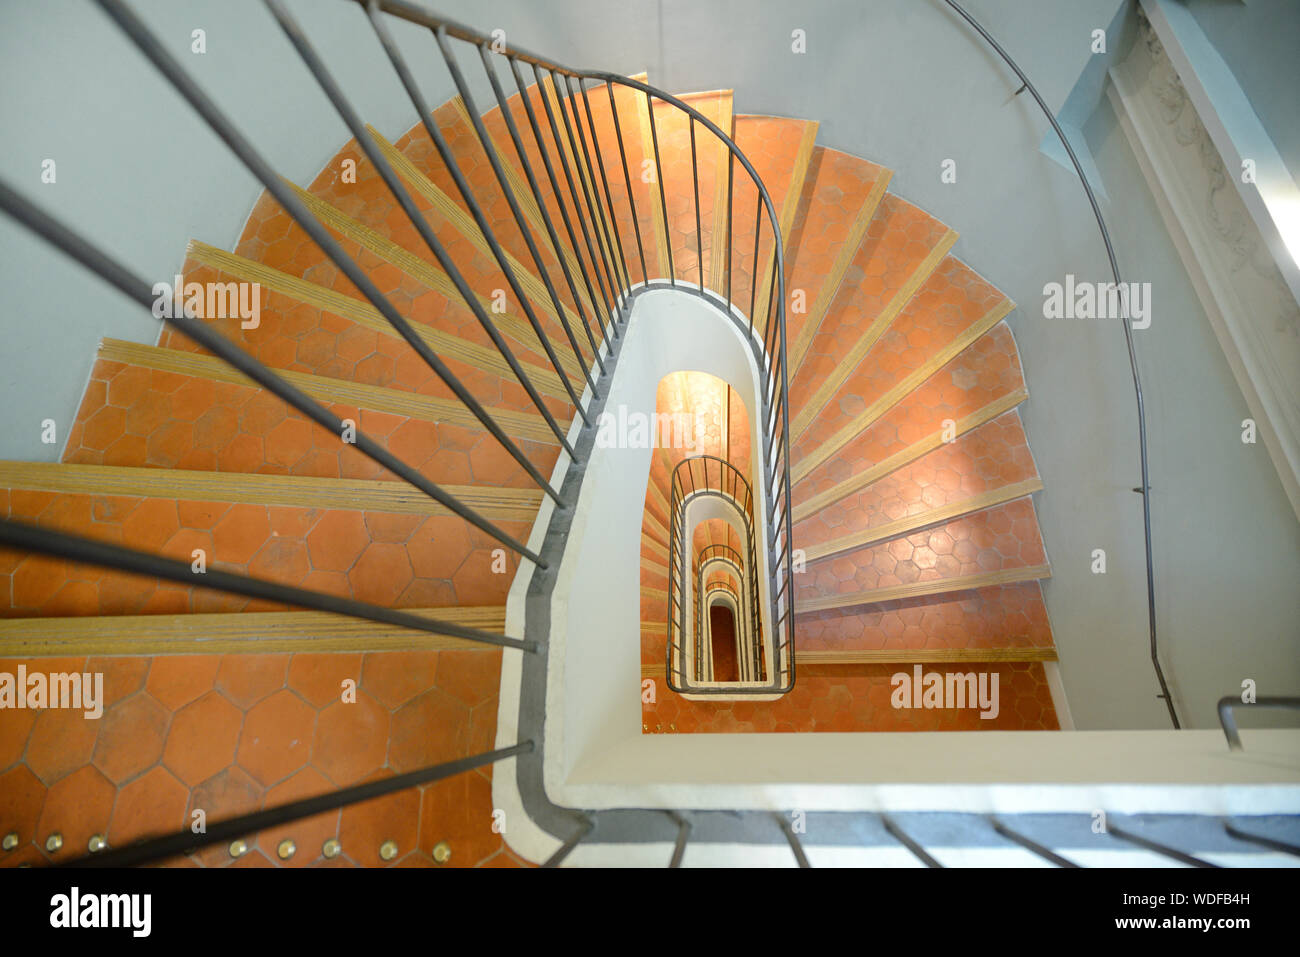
{"left": 1183, "top": 0, "right": 1300, "bottom": 181}
{"left": 1, "top": 0, "right": 1296, "bottom": 730}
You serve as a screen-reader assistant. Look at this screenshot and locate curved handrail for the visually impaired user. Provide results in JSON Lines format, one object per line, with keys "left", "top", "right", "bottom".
{"left": 940, "top": 0, "right": 1176, "bottom": 728}
{"left": 375, "top": 0, "right": 798, "bottom": 699}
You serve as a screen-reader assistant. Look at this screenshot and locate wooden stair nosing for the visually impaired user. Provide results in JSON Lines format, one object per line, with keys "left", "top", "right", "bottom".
{"left": 0, "top": 606, "right": 508, "bottom": 656}
{"left": 794, "top": 564, "right": 1052, "bottom": 615}
{"left": 98, "top": 338, "right": 559, "bottom": 446}
{"left": 0, "top": 461, "right": 542, "bottom": 521}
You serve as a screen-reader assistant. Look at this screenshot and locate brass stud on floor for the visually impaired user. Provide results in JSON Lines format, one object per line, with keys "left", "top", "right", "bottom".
{"left": 228, "top": 839, "right": 248, "bottom": 859}
{"left": 378, "top": 840, "right": 399, "bottom": 861}
{"left": 322, "top": 838, "right": 341, "bottom": 860}
{"left": 277, "top": 839, "right": 296, "bottom": 861}
{"left": 87, "top": 835, "right": 107, "bottom": 853}
{"left": 1, "top": 832, "right": 17, "bottom": 852}
{"left": 44, "top": 833, "right": 63, "bottom": 853}
{"left": 431, "top": 841, "right": 451, "bottom": 865}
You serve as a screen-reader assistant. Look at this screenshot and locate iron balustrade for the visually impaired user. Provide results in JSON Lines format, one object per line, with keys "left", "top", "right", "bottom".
{"left": 666, "top": 455, "right": 791, "bottom": 694}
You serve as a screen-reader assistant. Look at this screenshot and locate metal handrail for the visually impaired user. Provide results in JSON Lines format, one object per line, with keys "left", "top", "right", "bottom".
{"left": 941, "top": 0, "right": 1176, "bottom": 728}
{"left": 1216, "top": 696, "right": 1300, "bottom": 750}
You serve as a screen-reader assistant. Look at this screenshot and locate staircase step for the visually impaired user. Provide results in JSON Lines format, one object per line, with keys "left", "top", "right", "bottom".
{"left": 366, "top": 125, "right": 596, "bottom": 366}
{"left": 789, "top": 194, "right": 957, "bottom": 434}
{"left": 799, "top": 478, "right": 1042, "bottom": 565}
{"left": 794, "top": 412, "right": 1042, "bottom": 561}
{"left": 790, "top": 256, "right": 1013, "bottom": 484}
{"left": 729, "top": 114, "right": 819, "bottom": 324}
{"left": 286, "top": 174, "right": 586, "bottom": 388}
{"left": 796, "top": 580, "right": 1054, "bottom": 655}
{"left": 0, "top": 475, "right": 534, "bottom": 617}
{"left": 62, "top": 344, "right": 560, "bottom": 488}
{"left": 793, "top": 498, "right": 1050, "bottom": 614}
{"left": 783, "top": 147, "right": 892, "bottom": 372}
{"left": 179, "top": 242, "right": 573, "bottom": 410}
{"left": 0, "top": 462, "right": 539, "bottom": 520}
{"left": 793, "top": 323, "right": 1027, "bottom": 518}
{"left": 640, "top": 584, "right": 669, "bottom": 624}
{"left": 635, "top": 89, "right": 734, "bottom": 287}
{"left": 0, "top": 606, "right": 506, "bottom": 656}
{"left": 641, "top": 534, "right": 669, "bottom": 565}
{"left": 88, "top": 338, "right": 560, "bottom": 445}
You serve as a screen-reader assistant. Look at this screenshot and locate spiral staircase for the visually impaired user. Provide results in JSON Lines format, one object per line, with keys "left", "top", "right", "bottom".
{"left": 4, "top": 1, "right": 1292, "bottom": 871}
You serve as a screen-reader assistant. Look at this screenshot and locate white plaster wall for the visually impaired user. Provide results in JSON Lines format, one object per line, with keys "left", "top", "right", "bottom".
{"left": 543, "top": 288, "right": 770, "bottom": 788}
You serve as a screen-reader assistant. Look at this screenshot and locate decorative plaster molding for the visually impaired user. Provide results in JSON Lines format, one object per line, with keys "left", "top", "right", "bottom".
{"left": 1109, "top": 11, "right": 1300, "bottom": 518}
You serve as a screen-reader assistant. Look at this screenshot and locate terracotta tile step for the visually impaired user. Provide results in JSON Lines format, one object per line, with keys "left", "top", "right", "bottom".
{"left": 728, "top": 114, "right": 818, "bottom": 325}
{"left": 788, "top": 194, "right": 953, "bottom": 397}
{"left": 62, "top": 347, "right": 560, "bottom": 490}
{"left": 793, "top": 498, "right": 1050, "bottom": 613}
{"left": 782, "top": 146, "right": 892, "bottom": 369}
{"left": 177, "top": 241, "right": 576, "bottom": 412}
{"left": 287, "top": 173, "right": 591, "bottom": 386}
{"left": 793, "top": 322, "right": 1027, "bottom": 514}
{"left": 0, "top": 647, "right": 516, "bottom": 867}
{"left": 795, "top": 580, "right": 1054, "bottom": 654}
{"left": 790, "top": 257, "right": 1013, "bottom": 484}
{"left": 0, "top": 469, "right": 538, "bottom": 616}
{"left": 793, "top": 411, "right": 1041, "bottom": 557}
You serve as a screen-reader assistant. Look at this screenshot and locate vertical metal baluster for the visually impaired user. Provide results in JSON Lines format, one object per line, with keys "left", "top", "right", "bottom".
{"left": 749, "top": 194, "right": 762, "bottom": 331}
{"left": 689, "top": 117, "right": 704, "bottom": 290}
{"left": 478, "top": 50, "right": 607, "bottom": 374}
{"left": 725, "top": 151, "right": 734, "bottom": 311}
{"left": 564, "top": 77, "right": 629, "bottom": 312}
{"left": 1106, "top": 822, "right": 1220, "bottom": 867}
{"left": 882, "top": 816, "right": 943, "bottom": 867}
{"left": 269, "top": 2, "right": 597, "bottom": 429}
{"left": 542, "top": 817, "right": 594, "bottom": 867}
{"left": 363, "top": 7, "right": 597, "bottom": 400}
{"left": 643, "top": 93, "right": 676, "bottom": 285}
{"left": 989, "top": 818, "right": 1080, "bottom": 867}
{"left": 605, "top": 81, "right": 649, "bottom": 287}
{"left": 507, "top": 59, "right": 611, "bottom": 350}
{"left": 576, "top": 82, "right": 632, "bottom": 299}
{"left": 534, "top": 66, "right": 616, "bottom": 328}
{"left": 551, "top": 71, "right": 621, "bottom": 316}
{"left": 776, "top": 812, "right": 811, "bottom": 868}
{"left": 434, "top": 29, "right": 600, "bottom": 402}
